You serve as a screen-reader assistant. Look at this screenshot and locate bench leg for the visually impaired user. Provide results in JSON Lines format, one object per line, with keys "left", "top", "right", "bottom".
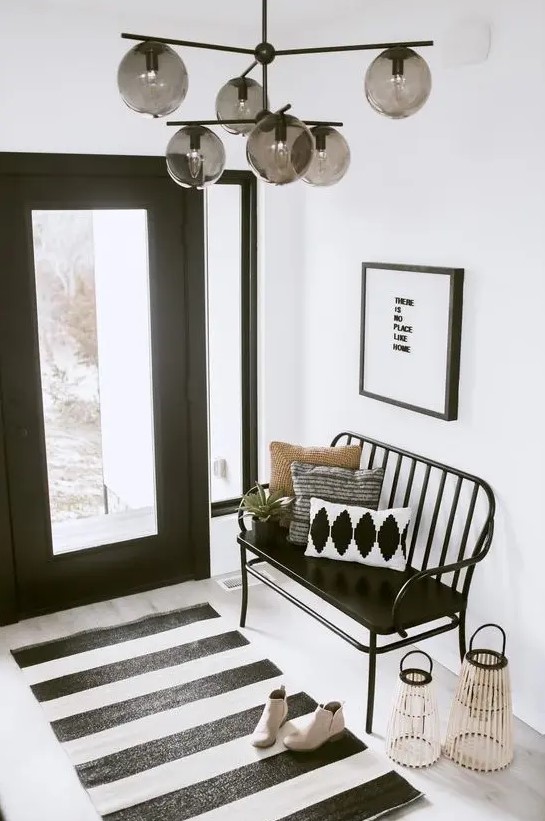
{"left": 366, "top": 632, "right": 377, "bottom": 734}
{"left": 239, "top": 544, "right": 249, "bottom": 628}
{"left": 458, "top": 611, "right": 466, "bottom": 661}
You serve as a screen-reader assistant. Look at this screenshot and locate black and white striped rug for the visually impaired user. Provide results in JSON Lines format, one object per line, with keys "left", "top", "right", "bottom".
{"left": 12, "top": 603, "right": 423, "bottom": 820}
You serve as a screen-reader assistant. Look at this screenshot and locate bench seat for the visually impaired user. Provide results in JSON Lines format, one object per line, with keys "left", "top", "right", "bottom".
{"left": 238, "top": 531, "right": 466, "bottom": 636}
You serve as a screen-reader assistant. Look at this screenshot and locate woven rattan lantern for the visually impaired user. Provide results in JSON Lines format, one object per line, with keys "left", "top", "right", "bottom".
{"left": 444, "top": 624, "right": 513, "bottom": 772}
{"left": 386, "top": 651, "right": 441, "bottom": 768}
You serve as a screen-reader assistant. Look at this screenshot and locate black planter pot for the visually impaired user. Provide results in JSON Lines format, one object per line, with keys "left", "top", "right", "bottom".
{"left": 252, "top": 518, "right": 276, "bottom": 546}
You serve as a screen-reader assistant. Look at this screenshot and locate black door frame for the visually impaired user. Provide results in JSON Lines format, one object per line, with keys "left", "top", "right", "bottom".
{"left": 0, "top": 153, "right": 210, "bottom": 624}
{"left": 0, "top": 392, "right": 16, "bottom": 623}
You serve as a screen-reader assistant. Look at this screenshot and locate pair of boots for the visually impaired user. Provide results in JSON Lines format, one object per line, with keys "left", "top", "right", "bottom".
{"left": 251, "top": 685, "right": 345, "bottom": 751}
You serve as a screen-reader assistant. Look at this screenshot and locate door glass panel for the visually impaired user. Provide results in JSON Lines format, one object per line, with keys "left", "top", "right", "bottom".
{"left": 206, "top": 185, "right": 243, "bottom": 503}
{"left": 31, "top": 210, "right": 157, "bottom": 554}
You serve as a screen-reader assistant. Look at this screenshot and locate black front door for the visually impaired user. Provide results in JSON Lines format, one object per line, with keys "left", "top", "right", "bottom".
{"left": 0, "top": 154, "right": 209, "bottom": 619}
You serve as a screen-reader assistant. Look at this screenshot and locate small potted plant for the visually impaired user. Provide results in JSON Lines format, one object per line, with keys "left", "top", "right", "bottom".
{"left": 239, "top": 483, "right": 293, "bottom": 544}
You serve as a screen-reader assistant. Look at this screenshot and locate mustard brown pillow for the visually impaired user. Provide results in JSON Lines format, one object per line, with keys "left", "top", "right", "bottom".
{"left": 269, "top": 441, "right": 362, "bottom": 498}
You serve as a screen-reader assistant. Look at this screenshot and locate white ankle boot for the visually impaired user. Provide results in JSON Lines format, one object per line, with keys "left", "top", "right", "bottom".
{"left": 250, "top": 685, "right": 288, "bottom": 748}
{"left": 284, "top": 701, "right": 345, "bottom": 752}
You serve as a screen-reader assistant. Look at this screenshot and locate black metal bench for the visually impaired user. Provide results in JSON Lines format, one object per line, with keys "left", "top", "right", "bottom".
{"left": 237, "top": 431, "right": 495, "bottom": 733}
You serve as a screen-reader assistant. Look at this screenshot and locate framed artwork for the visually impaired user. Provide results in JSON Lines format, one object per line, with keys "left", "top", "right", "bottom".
{"left": 359, "top": 263, "right": 464, "bottom": 421}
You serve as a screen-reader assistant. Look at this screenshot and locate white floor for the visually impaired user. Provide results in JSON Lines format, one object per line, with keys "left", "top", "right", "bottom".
{"left": 0, "top": 571, "right": 543, "bottom": 821}
{"left": 53, "top": 507, "right": 156, "bottom": 554}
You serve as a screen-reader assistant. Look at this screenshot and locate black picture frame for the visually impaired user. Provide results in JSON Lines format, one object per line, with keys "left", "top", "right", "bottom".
{"left": 359, "top": 262, "right": 464, "bottom": 421}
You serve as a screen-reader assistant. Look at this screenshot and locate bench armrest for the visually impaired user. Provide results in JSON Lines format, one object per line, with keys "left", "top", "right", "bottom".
{"left": 392, "top": 522, "right": 494, "bottom": 637}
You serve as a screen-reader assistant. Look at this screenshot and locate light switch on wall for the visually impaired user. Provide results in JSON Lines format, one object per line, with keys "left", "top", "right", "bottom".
{"left": 213, "top": 457, "right": 227, "bottom": 478}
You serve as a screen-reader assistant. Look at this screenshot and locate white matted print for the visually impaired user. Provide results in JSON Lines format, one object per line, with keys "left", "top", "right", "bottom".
{"left": 359, "top": 263, "right": 464, "bottom": 420}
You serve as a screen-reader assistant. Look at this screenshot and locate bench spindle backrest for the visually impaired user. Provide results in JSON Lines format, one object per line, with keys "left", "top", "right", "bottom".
{"left": 332, "top": 432, "right": 495, "bottom": 597}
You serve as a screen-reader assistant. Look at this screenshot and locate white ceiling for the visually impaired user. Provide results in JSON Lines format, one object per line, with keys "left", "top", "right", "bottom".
{"left": 21, "top": 0, "right": 367, "bottom": 41}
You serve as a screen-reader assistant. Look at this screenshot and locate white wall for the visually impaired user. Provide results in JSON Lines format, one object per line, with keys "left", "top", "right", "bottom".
{"left": 94, "top": 210, "right": 156, "bottom": 510}
{"left": 0, "top": 1, "right": 249, "bottom": 161}
{"left": 287, "top": 0, "right": 545, "bottom": 732}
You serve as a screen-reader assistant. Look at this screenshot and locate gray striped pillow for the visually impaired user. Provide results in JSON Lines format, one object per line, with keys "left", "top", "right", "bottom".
{"left": 288, "top": 462, "right": 384, "bottom": 545}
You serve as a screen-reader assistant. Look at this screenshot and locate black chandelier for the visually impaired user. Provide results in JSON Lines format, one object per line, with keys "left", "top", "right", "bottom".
{"left": 118, "top": 0, "right": 433, "bottom": 188}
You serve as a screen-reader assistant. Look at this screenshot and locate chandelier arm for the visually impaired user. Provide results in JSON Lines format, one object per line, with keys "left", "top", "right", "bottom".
{"left": 240, "top": 61, "right": 258, "bottom": 78}
{"left": 120, "top": 32, "right": 255, "bottom": 55}
{"left": 304, "top": 120, "right": 344, "bottom": 127}
{"left": 275, "top": 39, "right": 434, "bottom": 56}
{"left": 165, "top": 117, "right": 343, "bottom": 128}
{"left": 166, "top": 120, "right": 258, "bottom": 126}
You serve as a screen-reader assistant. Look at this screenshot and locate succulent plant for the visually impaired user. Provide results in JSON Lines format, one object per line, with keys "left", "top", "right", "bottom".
{"left": 239, "top": 483, "right": 293, "bottom": 521}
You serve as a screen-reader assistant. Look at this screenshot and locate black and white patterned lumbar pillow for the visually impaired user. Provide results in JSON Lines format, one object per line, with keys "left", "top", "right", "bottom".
{"left": 305, "top": 497, "right": 411, "bottom": 572}
{"left": 288, "top": 462, "right": 384, "bottom": 545}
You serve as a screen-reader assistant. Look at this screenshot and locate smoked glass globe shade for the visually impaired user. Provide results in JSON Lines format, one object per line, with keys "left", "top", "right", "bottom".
{"left": 216, "top": 77, "right": 266, "bottom": 135}
{"left": 365, "top": 47, "right": 431, "bottom": 119}
{"left": 246, "top": 113, "right": 313, "bottom": 185}
{"left": 118, "top": 41, "right": 188, "bottom": 118}
{"left": 166, "top": 126, "right": 226, "bottom": 188}
{"left": 303, "top": 126, "right": 351, "bottom": 187}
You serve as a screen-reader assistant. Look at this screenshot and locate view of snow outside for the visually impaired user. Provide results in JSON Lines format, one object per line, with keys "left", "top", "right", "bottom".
{"left": 32, "top": 209, "right": 157, "bottom": 554}
{"left": 32, "top": 210, "right": 106, "bottom": 523}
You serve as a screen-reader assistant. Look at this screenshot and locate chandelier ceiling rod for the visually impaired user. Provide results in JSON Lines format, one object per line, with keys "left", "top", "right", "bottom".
{"left": 261, "top": 0, "right": 268, "bottom": 109}
{"left": 262, "top": 0, "right": 267, "bottom": 42}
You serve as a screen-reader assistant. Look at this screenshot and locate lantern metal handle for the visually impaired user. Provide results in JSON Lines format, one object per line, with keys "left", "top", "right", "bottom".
{"left": 400, "top": 650, "right": 433, "bottom": 675}
{"left": 469, "top": 623, "right": 506, "bottom": 657}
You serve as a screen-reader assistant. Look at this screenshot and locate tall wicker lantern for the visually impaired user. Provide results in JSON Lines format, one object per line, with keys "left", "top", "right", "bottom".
{"left": 386, "top": 651, "right": 441, "bottom": 768}
{"left": 444, "top": 624, "right": 513, "bottom": 772}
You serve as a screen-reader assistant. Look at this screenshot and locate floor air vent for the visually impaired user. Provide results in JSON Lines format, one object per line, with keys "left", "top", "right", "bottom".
{"left": 216, "top": 566, "right": 275, "bottom": 592}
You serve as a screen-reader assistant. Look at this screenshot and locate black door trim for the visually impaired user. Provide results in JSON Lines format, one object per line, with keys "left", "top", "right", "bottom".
{"left": 0, "top": 389, "right": 16, "bottom": 624}
{"left": 184, "top": 188, "right": 210, "bottom": 579}
{"left": 0, "top": 153, "right": 174, "bottom": 178}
